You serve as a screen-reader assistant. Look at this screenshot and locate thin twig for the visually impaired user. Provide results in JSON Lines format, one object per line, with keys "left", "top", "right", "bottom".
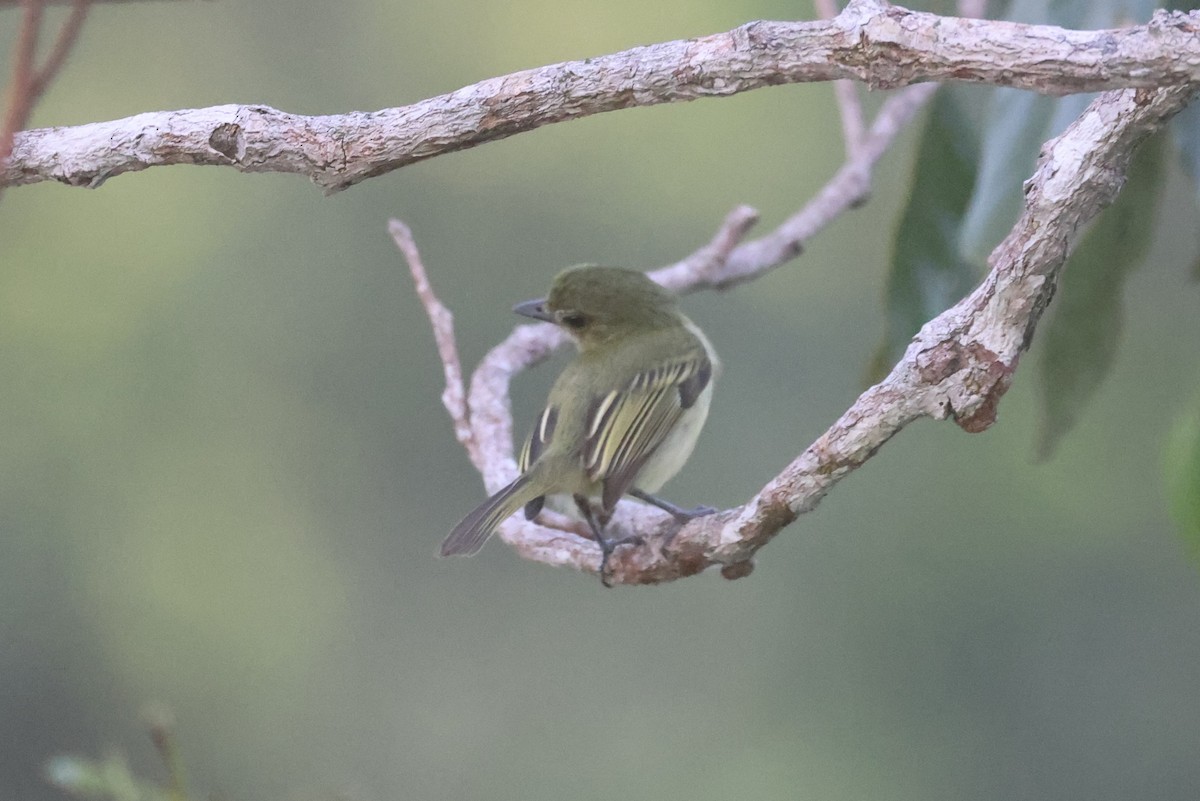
{"left": 814, "top": 0, "right": 865, "bottom": 157}
{"left": 652, "top": 81, "right": 938, "bottom": 294}
{"left": 27, "top": 0, "right": 91, "bottom": 99}
{"left": 0, "top": 0, "right": 44, "bottom": 165}
{"left": 656, "top": 0, "right": 987, "bottom": 292}
{"left": 389, "top": 219, "right": 479, "bottom": 467}
{"left": 0, "top": 0, "right": 90, "bottom": 206}
{"left": 653, "top": 205, "right": 761, "bottom": 292}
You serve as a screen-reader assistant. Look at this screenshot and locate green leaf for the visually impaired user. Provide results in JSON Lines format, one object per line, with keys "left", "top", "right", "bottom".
{"left": 1033, "top": 132, "right": 1166, "bottom": 460}
{"left": 957, "top": 89, "right": 1058, "bottom": 266}
{"left": 867, "top": 88, "right": 979, "bottom": 383}
{"left": 958, "top": 0, "right": 1160, "bottom": 265}
{"left": 1166, "top": 400, "right": 1200, "bottom": 563}
{"left": 869, "top": 0, "right": 1169, "bottom": 385}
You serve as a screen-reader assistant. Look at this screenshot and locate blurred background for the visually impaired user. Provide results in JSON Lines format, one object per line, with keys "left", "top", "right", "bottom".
{"left": 3, "top": 1, "right": 1200, "bottom": 800}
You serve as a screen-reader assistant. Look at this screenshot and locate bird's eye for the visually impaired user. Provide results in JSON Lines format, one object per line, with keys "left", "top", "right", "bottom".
{"left": 560, "top": 312, "right": 587, "bottom": 329}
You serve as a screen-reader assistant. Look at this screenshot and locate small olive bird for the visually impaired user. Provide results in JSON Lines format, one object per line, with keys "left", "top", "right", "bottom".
{"left": 440, "top": 265, "right": 718, "bottom": 583}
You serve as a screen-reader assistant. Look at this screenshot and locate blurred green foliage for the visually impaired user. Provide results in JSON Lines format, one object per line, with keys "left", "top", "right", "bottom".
{"left": 1035, "top": 132, "right": 1166, "bottom": 459}
{"left": 957, "top": 0, "right": 1160, "bottom": 263}
{"left": 2, "top": 2, "right": 1200, "bottom": 801}
{"left": 1167, "top": 400, "right": 1200, "bottom": 558}
{"left": 870, "top": 87, "right": 978, "bottom": 381}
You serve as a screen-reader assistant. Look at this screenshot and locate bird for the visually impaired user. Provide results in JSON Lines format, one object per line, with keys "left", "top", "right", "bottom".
{"left": 439, "top": 265, "right": 719, "bottom": 584}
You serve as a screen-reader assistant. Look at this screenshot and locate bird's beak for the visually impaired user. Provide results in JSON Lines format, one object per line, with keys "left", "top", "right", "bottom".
{"left": 512, "top": 298, "right": 554, "bottom": 323}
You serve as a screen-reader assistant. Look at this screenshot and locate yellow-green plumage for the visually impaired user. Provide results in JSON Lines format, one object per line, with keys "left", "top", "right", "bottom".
{"left": 440, "top": 266, "right": 718, "bottom": 559}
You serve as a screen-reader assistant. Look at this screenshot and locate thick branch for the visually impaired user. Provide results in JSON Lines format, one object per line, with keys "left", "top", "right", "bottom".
{"left": 5, "top": 2, "right": 1199, "bottom": 192}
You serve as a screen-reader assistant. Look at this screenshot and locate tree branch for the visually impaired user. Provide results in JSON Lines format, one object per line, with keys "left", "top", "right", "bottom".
{"left": 26, "top": 0, "right": 91, "bottom": 101}
{"left": 5, "top": 2, "right": 1198, "bottom": 193}
{"left": 814, "top": 0, "right": 866, "bottom": 158}
{"left": 650, "top": 79, "right": 939, "bottom": 293}
{"left": 402, "top": 79, "right": 1198, "bottom": 584}
{"left": 389, "top": 219, "right": 480, "bottom": 469}
{"left": 0, "top": 0, "right": 91, "bottom": 198}
{"left": 1, "top": 1, "right": 46, "bottom": 167}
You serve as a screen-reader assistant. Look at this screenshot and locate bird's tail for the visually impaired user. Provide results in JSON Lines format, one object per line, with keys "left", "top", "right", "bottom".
{"left": 440, "top": 473, "right": 542, "bottom": 557}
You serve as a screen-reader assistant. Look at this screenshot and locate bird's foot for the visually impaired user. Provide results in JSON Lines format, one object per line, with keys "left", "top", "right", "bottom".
{"left": 668, "top": 504, "right": 717, "bottom": 522}
{"left": 629, "top": 489, "right": 718, "bottom": 523}
{"left": 658, "top": 505, "right": 718, "bottom": 553}
{"left": 597, "top": 533, "right": 644, "bottom": 588}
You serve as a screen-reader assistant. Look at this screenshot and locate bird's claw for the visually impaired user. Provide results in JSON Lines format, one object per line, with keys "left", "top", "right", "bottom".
{"left": 597, "top": 534, "right": 644, "bottom": 588}
{"left": 659, "top": 506, "right": 717, "bottom": 553}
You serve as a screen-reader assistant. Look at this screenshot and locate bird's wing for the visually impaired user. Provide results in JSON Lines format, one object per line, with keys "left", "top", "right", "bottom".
{"left": 518, "top": 404, "right": 557, "bottom": 473}
{"left": 583, "top": 352, "right": 712, "bottom": 513}
{"left": 516, "top": 405, "right": 557, "bottom": 519}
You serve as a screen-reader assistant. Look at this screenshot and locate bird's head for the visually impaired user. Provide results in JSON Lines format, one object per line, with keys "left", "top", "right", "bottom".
{"left": 513, "top": 265, "right": 679, "bottom": 349}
